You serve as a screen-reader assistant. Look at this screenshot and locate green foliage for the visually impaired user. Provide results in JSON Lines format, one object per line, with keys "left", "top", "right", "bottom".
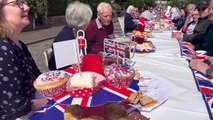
{"left": 27, "top": 0, "right": 48, "bottom": 15}
{"left": 48, "top": 0, "right": 68, "bottom": 16}
{"left": 68, "top": 0, "right": 111, "bottom": 18}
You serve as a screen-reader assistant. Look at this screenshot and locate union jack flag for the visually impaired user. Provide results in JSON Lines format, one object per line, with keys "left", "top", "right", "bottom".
{"left": 193, "top": 70, "right": 213, "bottom": 119}
{"left": 29, "top": 67, "right": 139, "bottom": 119}
{"left": 104, "top": 39, "right": 130, "bottom": 58}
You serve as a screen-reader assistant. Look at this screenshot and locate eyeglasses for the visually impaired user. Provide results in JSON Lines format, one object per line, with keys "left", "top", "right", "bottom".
{"left": 1, "top": 0, "right": 28, "bottom": 9}
{"left": 192, "top": 14, "right": 199, "bottom": 16}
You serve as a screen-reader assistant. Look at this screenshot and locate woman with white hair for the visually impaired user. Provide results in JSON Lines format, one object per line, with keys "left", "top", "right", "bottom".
{"left": 124, "top": 5, "right": 137, "bottom": 33}
{"left": 48, "top": 1, "right": 93, "bottom": 70}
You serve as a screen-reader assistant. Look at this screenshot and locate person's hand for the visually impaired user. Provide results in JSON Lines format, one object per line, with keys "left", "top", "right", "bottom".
{"left": 185, "top": 14, "right": 192, "bottom": 23}
{"left": 189, "top": 59, "right": 209, "bottom": 74}
{"left": 32, "top": 99, "right": 49, "bottom": 111}
{"left": 204, "top": 56, "right": 213, "bottom": 64}
{"left": 180, "top": 42, "right": 196, "bottom": 58}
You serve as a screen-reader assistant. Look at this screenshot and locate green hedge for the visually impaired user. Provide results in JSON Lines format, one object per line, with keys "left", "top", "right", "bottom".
{"left": 48, "top": 0, "right": 68, "bottom": 16}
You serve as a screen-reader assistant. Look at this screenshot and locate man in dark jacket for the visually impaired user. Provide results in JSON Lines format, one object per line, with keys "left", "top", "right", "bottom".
{"left": 181, "top": 0, "right": 213, "bottom": 56}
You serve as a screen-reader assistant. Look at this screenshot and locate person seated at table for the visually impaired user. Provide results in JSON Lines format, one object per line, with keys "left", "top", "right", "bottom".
{"left": 138, "top": 8, "right": 153, "bottom": 32}
{"left": 134, "top": 7, "right": 140, "bottom": 19}
{"left": 48, "top": 1, "right": 93, "bottom": 70}
{"left": 181, "top": 0, "right": 213, "bottom": 56}
{"left": 190, "top": 56, "right": 213, "bottom": 77}
{"left": 165, "top": 6, "right": 172, "bottom": 18}
{"left": 171, "top": 7, "right": 179, "bottom": 20}
{"left": 124, "top": 5, "right": 137, "bottom": 33}
{"left": 193, "top": 1, "right": 210, "bottom": 34}
{"left": 184, "top": 1, "right": 210, "bottom": 42}
{"left": 172, "top": 8, "right": 187, "bottom": 30}
{"left": 182, "top": 9, "right": 200, "bottom": 35}
{"left": 186, "top": 4, "right": 196, "bottom": 16}
{"left": 86, "top": 2, "right": 113, "bottom": 54}
{"left": 0, "top": 0, "right": 49, "bottom": 119}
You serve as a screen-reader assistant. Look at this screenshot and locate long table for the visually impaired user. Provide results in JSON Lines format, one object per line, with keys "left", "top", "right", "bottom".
{"left": 29, "top": 31, "right": 210, "bottom": 120}
{"left": 132, "top": 31, "right": 210, "bottom": 120}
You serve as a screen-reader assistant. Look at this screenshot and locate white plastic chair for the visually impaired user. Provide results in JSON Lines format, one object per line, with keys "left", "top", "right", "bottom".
{"left": 43, "top": 48, "right": 53, "bottom": 68}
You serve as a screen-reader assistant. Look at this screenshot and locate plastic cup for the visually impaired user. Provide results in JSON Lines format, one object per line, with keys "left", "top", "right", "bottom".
{"left": 196, "top": 55, "right": 205, "bottom": 61}
{"left": 196, "top": 50, "right": 207, "bottom": 55}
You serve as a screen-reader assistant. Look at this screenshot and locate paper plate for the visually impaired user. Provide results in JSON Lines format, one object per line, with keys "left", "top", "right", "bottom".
{"left": 132, "top": 70, "right": 169, "bottom": 112}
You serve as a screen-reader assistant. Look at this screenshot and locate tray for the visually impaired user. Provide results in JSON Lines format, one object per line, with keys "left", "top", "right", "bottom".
{"left": 132, "top": 41, "right": 156, "bottom": 53}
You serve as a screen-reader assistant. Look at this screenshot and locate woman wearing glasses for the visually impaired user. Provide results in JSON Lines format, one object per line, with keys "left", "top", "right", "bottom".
{"left": 0, "top": 0, "right": 48, "bottom": 119}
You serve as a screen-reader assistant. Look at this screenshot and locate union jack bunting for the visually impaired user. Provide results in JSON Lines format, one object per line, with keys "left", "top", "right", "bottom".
{"left": 104, "top": 39, "right": 130, "bottom": 58}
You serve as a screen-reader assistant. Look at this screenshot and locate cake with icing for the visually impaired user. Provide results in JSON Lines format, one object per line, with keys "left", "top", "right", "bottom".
{"left": 66, "top": 72, "right": 106, "bottom": 97}
{"left": 70, "top": 72, "right": 95, "bottom": 89}
{"left": 34, "top": 70, "right": 70, "bottom": 97}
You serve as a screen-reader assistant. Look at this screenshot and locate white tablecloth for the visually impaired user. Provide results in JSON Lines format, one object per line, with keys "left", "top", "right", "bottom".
{"left": 132, "top": 32, "right": 210, "bottom": 120}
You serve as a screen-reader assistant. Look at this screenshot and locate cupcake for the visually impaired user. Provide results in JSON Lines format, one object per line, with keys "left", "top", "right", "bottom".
{"left": 103, "top": 64, "right": 135, "bottom": 89}
{"left": 34, "top": 70, "right": 71, "bottom": 97}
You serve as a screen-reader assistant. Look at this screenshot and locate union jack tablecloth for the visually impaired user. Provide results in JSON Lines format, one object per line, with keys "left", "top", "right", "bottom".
{"left": 53, "top": 80, "right": 139, "bottom": 107}
{"left": 29, "top": 99, "right": 140, "bottom": 120}
{"left": 29, "top": 66, "right": 140, "bottom": 119}
{"left": 180, "top": 42, "right": 213, "bottom": 119}
{"left": 192, "top": 71, "right": 213, "bottom": 120}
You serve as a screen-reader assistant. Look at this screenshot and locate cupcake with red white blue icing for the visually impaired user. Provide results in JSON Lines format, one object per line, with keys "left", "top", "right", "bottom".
{"left": 34, "top": 70, "right": 71, "bottom": 97}
{"left": 103, "top": 64, "right": 135, "bottom": 89}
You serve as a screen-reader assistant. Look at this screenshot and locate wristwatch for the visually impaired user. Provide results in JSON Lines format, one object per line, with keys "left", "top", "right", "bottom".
{"left": 206, "top": 68, "right": 213, "bottom": 77}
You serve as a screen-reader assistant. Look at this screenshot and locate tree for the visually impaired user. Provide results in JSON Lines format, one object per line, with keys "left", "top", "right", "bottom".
{"left": 27, "top": 0, "right": 48, "bottom": 16}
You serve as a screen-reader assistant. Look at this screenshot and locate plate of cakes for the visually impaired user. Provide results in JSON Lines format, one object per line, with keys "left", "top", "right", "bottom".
{"left": 132, "top": 41, "right": 156, "bottom": 53}
{"left": 33, "top": 70, "right": 106, "bottom": 98}
{"left": 123, "top": 70, "right": 169, "bottom": 112}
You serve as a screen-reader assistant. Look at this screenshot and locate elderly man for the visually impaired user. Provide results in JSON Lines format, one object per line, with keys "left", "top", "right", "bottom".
{"left": 86, "top": 2, "right": 114, "bottom": 54}
{"left": 124, "top": 5, "right": 137, "bottom": 33}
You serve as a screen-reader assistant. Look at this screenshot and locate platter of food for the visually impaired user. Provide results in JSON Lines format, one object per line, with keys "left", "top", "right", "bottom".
{"left": 132, "top": 41, "right": 156, "bottom": 53}
{"left": 124, "top": 70, "right": 169, "bottom": 112}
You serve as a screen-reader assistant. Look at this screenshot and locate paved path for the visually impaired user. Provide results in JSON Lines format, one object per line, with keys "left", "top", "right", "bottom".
{"left": 20, "top": 26, "right": 64, "bottom": 45}
{"left": 20, "top": 17, "right": 122, "bottom": 44}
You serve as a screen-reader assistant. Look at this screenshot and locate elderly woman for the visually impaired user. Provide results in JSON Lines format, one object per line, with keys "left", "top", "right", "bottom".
{"left": 0, "top": 0, "right": 48, "bottom": 119}
{"left": 124, "top": 5, "right": 137, "bottom": 33}
{"left": 48, "top": 1, "right": 93, "bottom": 70}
